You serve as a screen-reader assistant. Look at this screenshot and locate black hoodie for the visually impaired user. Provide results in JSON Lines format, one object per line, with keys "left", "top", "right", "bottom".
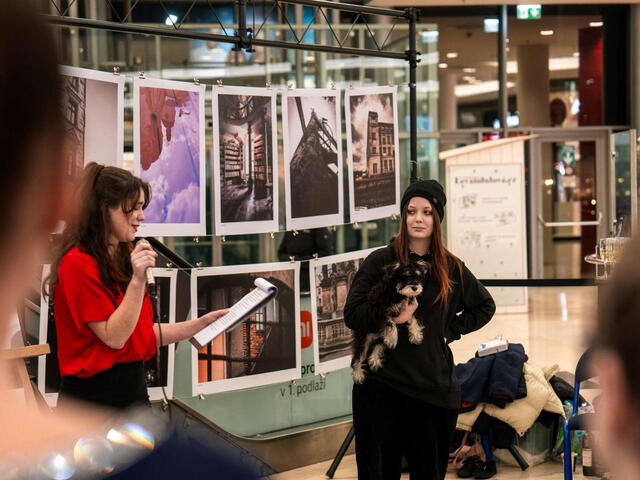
{"left": 344, "top": 244, "right": 496, "bottom": 409}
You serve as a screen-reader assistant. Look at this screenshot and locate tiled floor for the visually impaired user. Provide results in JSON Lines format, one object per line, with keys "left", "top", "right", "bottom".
{"left": 269, "top": 286, "right": 598, "bottom": 480}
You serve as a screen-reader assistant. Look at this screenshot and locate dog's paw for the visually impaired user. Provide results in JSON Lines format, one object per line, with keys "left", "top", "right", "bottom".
{"left": 383, "top": 323, "right": 398, "bottom": 349}
{"left": 352, "top": 366, "right": 366, "bottom": 384}
{"left": 407, "top": 318, "right": 424, "bottom": 344}
{"left": 368, "top": 347, "right": 384, "bottom": 371}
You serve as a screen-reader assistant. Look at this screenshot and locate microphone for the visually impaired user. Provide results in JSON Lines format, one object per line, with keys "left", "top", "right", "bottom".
{"left": 137, "top": 238, "right": 156, "bottom": 289}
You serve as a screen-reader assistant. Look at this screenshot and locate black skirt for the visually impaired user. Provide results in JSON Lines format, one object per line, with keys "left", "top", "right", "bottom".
{"left": 58, "top": 360, "right": 150, "bottom": 410}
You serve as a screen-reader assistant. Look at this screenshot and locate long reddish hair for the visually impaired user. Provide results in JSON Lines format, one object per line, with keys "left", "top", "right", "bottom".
{"left": 393, "top": 203, "right": 462, "bottom": 304}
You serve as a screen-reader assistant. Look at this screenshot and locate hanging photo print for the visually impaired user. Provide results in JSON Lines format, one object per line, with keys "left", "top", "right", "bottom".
{"left": 59, "top": 66, "right": 125, "bottom": 174}
{"left": 282, "top": 88, "right": 344, "bottom": 230}
{"left": 191, "top": 262, "right": 300, "bottom": 395}
{"left": 345, "top": 86, "right": 400, "bottom": 223}
{"left": 309, "top": 248, "right": 377, "bottom": 374}
{"left": 134, "top": 78, "right": 206, "bottom": 237}
{"left": 37, "top": 267, "right": 177, "bottom": 405}
{"left": 212, "top": 86, "right": 279, "bottom": 235}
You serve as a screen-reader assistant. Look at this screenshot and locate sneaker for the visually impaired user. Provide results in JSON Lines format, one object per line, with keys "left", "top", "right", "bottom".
{"left": 457, "top": 457, "right": 479, "bottom": 478}
{"left": 473, "top": 460, "right": 497, "bottom": 479}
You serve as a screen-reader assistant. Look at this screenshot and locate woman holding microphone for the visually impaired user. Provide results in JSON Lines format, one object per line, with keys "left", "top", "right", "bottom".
{"left": 48, "top": 162, "right": 227, "bottom": 410}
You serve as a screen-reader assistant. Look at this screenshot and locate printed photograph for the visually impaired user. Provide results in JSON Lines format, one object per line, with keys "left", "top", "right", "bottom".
{"left": 283, "top": 90, "right": 343, "bottom": 230}
{"left": 135, "top": 78, "right": 206, "bottom": 236}
{"left": 213, "top": 86, "right": 279, "bottom": 235}
{"left": 310, "top": 249, "right": 376, "bottom": 374}
{"left": 60, "top": 66, "right": 124, "bottom": 176}
{"left": 193, "top": 264, "right": 299, "bottom": 394}
{"left": 346, "top": 86, "right": 400, "bottom": 222}
{"left": 38, "top": 268, "right": 176, "bottom": 405}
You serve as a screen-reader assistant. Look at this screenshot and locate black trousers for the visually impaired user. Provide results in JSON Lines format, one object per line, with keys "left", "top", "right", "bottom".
{"left": 58, "top": 361, "right": 150, "bottom": 410}
{"left": 352, "top": 380, "right": 458, "bottom": 480}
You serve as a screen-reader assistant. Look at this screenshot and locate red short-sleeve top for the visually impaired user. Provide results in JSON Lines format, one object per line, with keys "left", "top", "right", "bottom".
{"left": 53, "top": 246, "right": 157, "bottom": 378}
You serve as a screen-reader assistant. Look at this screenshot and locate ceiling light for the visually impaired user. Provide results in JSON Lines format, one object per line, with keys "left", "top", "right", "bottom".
{"left": 540, "top": 30, "right": 554, "bottom": 36}
{"left": 438, "top": 63, "right": 448, "bottom": 69}
{"left": 484, "top": 18, "right": 499, "bottom": 33}
{"left": 165, "top": 14, "right": 178, "bottom": 26}
{"left": 573, "top": 52, "right": 579, "bottom": 57}
{"left": 590, "top": 21, "right": 603, "bottom": 27}
{"left": 446, "top": 52, "right": 458, "bottom": 59}
{"left": 463, "top": 67, "right": 476, "bottom": 73}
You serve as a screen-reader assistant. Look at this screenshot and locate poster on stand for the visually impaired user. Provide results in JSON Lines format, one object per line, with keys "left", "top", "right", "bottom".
{"left": 282, "top": 89, "right": 343, "bottom": 230}
{"left": 191, "top": 262, "right": 300, "bottom": 395}
{"left": 37, "top": 267, "right": 178, "bottom": 406}
{"left": 59, "top": 66, "right": 125, "bottom": 173}
{"left": 345, "top": 86, "right": 400, "bottom": 223}
{"left": 212, "top": 86, "right": 279, "bottom": 235}
{"left": 309, "top": 248, "right": 378, "bottom": 374}
{"left": 133, "top": 77, "right": 206, "bottom": 237}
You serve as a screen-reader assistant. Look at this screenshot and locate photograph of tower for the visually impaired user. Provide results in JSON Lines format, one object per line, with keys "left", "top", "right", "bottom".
{"left": 345, "top": 86, "right": 400, "bottom": 223}
{"left": 309, "top": 248, "right": 377, "bottom": 374}
{"left": 212, "top": 86, "right": 279, "bottom": 236}
{"left": 134, "top": 77, "right": 206, "bottom": 237}
{"left": 37, "top": 267, "right": 177, "bottom": 405}
{"left": 283, "top": 89, "right": 343, "bottom": 230}
{"left": 59, "top": 66, "right": 125, "bottom": 179}
{"left": 192, "top": 263, "right": 300, "bottom": 395}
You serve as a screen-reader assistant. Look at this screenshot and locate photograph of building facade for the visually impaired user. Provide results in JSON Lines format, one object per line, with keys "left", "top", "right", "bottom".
{"left": 196, "top": 269, "right": 296, "bottom": 385}
{"left": 60, "top": 75, "right": 86, "bottom": 179}
{"left": 217, "top": 93, "right": 275, "bottom": 223}
{"left": 59, "top": 66, "right": 124, "bottom": 177}
{"left": 285, "top": 94, "right": 341, "bottom": 223}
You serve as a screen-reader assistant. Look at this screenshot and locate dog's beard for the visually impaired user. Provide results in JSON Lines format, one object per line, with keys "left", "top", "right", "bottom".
{"left": 397, "top": 283, "right": 423, "bottom": 297}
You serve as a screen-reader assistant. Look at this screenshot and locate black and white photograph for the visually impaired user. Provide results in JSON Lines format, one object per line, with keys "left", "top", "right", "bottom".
{"left": 212, "top": 86, "right": 279, "bottom": 235}
{"left": 309, "top": 249, "right": 377, "bottom": 374}
{"left": 37, "top": 267, "right": 177, "bottom": 405}
{"left": 283, "top": 89, "right": 343, "bottom": 230}
{"left": 191, "top": 262, "right": 300, "bottom": 395}
{"left": 345, "top": 86, "right": 400, "bottom": 223}
{"left": 59, "top": 66, "right": 124, "bottom": 175}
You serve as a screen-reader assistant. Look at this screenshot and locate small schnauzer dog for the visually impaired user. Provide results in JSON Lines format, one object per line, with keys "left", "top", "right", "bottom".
{"left": 352, "top": 259, "right": 431, "bottom": 384}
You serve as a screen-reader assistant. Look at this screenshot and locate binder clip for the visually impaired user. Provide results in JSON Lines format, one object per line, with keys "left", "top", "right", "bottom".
{"left": 331, "top": 225, "right": 337, "bottom": 232}
{"left": 193, "top": 78, "right": 200, "bottom": 85}
{"left": 196, "top": 262, "right": 203, "bottom": 269}
{"left": 313, "top": 253, "right": 319, "bottom": 260}
{"left": 221, "top": 236, "right": 226, "bottom": 243}
{"left": 193, "top": 237, "right": 200, "bottom": 244}
{"left": 266, "top": 81, "right": 272, "bottom": 89}
{"left": 113, "top": 66, "right": 120, "bottom": 76}
{"left": 289, "top": 256, "right": 296, "bottom": 263}
{"left": 138, "top": 71, "right": 146, "bottom": 79}
{"left": 287, "top": 82, "right": 294, "bottom": 90}
{"left": 293, "top": 230, "right": 299, "bottom": 236}
{"left": 165, "top": 262, "right": 173, "bottom": 269}
{"left": 217, "top": 79, "right": 224, "bottom": 87}
{"left": 269, "top": 232, "right": 275, "bottom": 239}
{"left": 329, "top": 81, "right": 336, "bottom": 90}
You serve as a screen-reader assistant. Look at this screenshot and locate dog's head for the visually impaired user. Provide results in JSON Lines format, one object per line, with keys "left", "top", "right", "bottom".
{"left": 382, "top": 260, "right": 431, "bottom": 298}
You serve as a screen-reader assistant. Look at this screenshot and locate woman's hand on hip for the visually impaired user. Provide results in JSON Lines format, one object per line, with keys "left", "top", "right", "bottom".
{"left": 392, "top": 297, "right": 418, "bottom": 324}
{"left": 130, "top": 241, "right": 157, "bottom": 282}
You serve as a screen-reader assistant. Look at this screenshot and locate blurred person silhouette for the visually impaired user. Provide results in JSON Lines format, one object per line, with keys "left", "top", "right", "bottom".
{"left": 594, "top": 233, "right": 640, "bottom": 480}
{"left": 0, "top": 4, "right": 257, "bottom": 478}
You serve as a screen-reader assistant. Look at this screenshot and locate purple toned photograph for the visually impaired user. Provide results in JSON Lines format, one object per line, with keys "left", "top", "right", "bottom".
{"left": 138, "top": 84, "right": 203, "bottom": 228}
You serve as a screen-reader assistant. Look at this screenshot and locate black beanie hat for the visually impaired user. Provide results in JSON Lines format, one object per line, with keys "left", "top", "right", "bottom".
{"left": 400, "top": 180, "right": 446, "bottom": 220}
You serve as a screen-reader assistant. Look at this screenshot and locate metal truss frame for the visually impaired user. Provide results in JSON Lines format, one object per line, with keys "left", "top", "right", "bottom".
{"left": 45, "top": 0, "right": 421, "bottom": 182}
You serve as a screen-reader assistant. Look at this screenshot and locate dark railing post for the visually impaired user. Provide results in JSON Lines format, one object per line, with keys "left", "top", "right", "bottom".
{"left": 406, "top": 7, "right": 420, "bottom": 184}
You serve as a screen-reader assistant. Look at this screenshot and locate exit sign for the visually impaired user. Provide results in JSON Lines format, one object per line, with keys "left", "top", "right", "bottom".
{"left": 517, "top": 4, "right": 542, "bottom": 20}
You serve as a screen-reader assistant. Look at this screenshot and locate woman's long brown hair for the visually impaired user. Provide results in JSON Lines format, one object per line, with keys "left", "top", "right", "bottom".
{"left": 393, "top": 203, "right": 462, "bottom": 304}
{"left": 46, "top": 163, "right": 150, "bottom": 298}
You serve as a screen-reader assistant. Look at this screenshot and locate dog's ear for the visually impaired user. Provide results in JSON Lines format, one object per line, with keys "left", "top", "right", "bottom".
{"left": 383, "top": 261, "right": 401, "bottom": 277}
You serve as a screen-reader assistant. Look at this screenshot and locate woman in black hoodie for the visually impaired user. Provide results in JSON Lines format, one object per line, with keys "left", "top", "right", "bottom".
{"left": 344, "top": 180, "right": 496, "bottom": 480}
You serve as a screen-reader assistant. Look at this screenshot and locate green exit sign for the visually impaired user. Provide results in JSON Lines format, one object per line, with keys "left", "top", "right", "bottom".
{"left": 517, "top": 4, "right": 542, "bottom": 20}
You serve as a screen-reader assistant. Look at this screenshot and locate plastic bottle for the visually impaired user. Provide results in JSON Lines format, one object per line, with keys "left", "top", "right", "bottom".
{"left": 582, "top": 431, "right": 596, "bottom": 476}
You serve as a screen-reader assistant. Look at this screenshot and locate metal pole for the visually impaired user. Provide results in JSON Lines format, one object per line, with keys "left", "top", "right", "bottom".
{"left": 407, "top": 8, "right": 419, "bottom": 183}
{"left": 236, "top": 0, "right": 248, "bottom": 50}
{"left": 498, "top": 5, "right": 508, "bottom": 137}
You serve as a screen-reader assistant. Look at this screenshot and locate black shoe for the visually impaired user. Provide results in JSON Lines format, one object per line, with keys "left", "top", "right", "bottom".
{"left": 456, "top": 457, "right": 479, "bottom": 478}
{"left": 473, "top": 460, "right": 497, "bottom": 479}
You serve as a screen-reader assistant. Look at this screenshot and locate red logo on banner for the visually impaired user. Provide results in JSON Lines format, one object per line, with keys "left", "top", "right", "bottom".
{"left": 300, "top": 311, "right": 313, "bottom": 349}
